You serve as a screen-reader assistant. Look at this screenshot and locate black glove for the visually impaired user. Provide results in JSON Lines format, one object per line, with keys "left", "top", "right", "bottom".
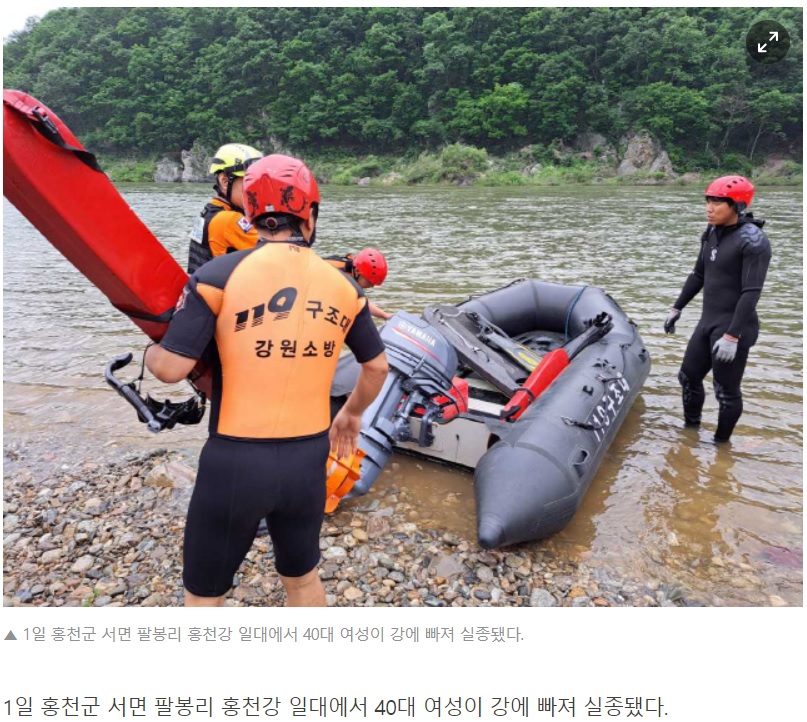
{"left": 712, "top": 336, "right": 738, "bottom": 363}
{"left": 664, "top": 308, "right": 681, "bottom": 334}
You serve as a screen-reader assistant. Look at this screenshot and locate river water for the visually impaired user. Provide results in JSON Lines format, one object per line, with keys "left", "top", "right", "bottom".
{"left": 3, "top": 184, "right": 803, "bottom": 606}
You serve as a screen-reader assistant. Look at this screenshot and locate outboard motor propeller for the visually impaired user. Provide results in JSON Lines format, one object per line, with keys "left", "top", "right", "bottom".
{"left": 346, "top": 312, "right": 458, "bottom": 497}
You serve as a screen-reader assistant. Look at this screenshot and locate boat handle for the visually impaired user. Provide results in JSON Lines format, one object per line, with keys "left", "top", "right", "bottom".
{"left": 571, "top": 448, "right": 590, "bottom": 477}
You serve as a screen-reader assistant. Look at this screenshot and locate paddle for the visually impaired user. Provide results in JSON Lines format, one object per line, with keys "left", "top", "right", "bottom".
{"left": 470, "top": 312, "right": 542, "bottom": 372}
{"left": 500, "top": 312, "right": 613, "bottom": 421}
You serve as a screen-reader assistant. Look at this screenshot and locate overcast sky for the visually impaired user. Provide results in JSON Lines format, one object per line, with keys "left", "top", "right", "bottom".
{"left": 2, "top": 3, "right": 70, "bottom": 41}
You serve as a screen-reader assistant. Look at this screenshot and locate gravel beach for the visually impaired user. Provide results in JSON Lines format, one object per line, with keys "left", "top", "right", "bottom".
{"left": 1, "top": 445, "right": 747, "bottom": 608}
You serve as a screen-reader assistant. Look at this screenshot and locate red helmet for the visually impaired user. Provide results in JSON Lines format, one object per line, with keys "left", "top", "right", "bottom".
{"left": 705, "top": 175, "right": 754, "bottom": 210}
{"left": 354, "top": 248, "right": 388, "bottom": 286}
{"left": 242, "top": 154, "right": 320, "bottom": 224}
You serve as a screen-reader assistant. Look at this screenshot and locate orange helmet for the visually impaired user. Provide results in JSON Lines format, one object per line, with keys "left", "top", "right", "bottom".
{"left": 243, "top": 154, "right": 320, "bottom": 224}
{"left": 354, "top": 248, "right": 388, "bottom": 286}
{"left": 705, "top": 176, "right": 754, "bottom": 210}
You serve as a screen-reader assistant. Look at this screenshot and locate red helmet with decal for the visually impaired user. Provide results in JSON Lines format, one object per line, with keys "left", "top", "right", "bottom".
{"left": 354, "top": 248, "right": 388, "bottom": 286}
{"left": 242, "top": 154, "right": 320, "bottom": 224}
{"left": 705, "top": 175, "right": 754, "bottom": 210}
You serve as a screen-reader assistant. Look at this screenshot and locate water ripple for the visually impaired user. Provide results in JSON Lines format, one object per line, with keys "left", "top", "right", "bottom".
{"left": 3, "top": 183, "right": 802, "bottom": 605}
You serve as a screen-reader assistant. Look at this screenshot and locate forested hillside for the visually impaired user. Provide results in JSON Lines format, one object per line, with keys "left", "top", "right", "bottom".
{"left": 3, "top": 7, "right": 802, "bottom": 172}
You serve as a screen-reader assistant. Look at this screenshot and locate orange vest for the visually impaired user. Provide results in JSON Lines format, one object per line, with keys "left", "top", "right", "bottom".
{"left": 195, "top": 242, "right": 365, "bottom": 439}
{"left": 207, "top": 199, "right": 258, "bottom": 257}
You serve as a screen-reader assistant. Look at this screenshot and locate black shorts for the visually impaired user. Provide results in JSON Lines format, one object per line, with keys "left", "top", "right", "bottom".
{"left": 183, "top": 433, "right": 329, "bottom": 597}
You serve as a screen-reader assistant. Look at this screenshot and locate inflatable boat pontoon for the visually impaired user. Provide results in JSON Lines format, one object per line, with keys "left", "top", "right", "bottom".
{"left": 331, "top": 279, "right": 651, "bottom": 548}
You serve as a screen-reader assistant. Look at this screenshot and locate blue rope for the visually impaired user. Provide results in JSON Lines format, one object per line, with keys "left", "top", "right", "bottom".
{"left": 564, "top": 285, "right": 589, "bottom": 342}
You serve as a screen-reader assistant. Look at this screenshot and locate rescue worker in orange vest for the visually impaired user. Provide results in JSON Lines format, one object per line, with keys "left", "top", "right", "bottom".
{"left": 324, "top": 248, "right": 393, "bottom": 320}
{"left": 187, "top": 145, "right": 394, "bottom": 324}
{"left": 148, "top": 154, "right": 389, "bottom": 607}
{"left": 186, "top": 143, "right": 263, "bottom": 273}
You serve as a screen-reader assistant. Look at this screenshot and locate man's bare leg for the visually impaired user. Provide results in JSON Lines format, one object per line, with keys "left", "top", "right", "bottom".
{"left": 185, "top": 591, "right": 226, "bottom": 607}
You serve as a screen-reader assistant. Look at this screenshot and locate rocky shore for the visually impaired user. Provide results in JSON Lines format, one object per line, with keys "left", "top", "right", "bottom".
{"left": 1, "top": 447, "right": 723, "bottom": 608}
{"left": 132, "top": 132, "right": 803, "bottom": 188}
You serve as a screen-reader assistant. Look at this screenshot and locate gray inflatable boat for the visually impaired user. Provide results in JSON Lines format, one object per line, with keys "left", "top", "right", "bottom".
{"left": 330, "top": 279, "right": 650, "bottom": 548}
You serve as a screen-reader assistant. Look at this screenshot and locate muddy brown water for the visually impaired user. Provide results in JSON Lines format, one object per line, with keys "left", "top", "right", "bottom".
{"left": 3, "top": 184, "right": 802, "bottom": 605}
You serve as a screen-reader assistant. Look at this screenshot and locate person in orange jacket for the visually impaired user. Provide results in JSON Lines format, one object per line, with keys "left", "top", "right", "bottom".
{"left": 187, "top": 145, "right": 393, "bottom": 322}
{"left": 149, "top": 154, "right": 388, "bottom": 607}
{"left": 186, "top": 143, "right": 263, "bottom": 273}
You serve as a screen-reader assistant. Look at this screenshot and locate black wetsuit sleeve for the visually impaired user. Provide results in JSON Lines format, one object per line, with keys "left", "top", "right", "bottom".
{"left": 325, "top": 255, "right": 352, "bottom": 274}
{"left": 673, "top": 241, "right": 706, "bottom": 311}
{"left": 159, "top": 279, "right": 218, "bottom": 359}
{"left": 345, "top": 303, "right": 385, "bottom": 363}
{"left": 726, "top": 235, "right": 772, "bottom": 338}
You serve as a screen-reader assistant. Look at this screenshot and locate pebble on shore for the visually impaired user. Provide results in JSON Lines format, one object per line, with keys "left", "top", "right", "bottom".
{"left": 2, "top": 448, "right": 779, "bottom": 608}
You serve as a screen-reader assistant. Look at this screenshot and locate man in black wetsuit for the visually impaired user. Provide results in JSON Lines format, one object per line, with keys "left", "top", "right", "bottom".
{"left": 664, "top": 176, "right": 772, "bottom": 443}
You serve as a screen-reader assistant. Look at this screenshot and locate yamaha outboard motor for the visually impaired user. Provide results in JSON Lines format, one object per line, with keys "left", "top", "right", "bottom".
{"left": 345, "top": 312, "right": 458, "bottom": 497}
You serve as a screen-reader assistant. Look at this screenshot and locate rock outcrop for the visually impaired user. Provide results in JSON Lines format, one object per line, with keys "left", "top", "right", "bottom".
{"left": 181, "top": 142, "right": 213, "bottom": 183}
{"left": 153, "top": 158, "right": 182, "bottom": 183}
{"left": 154, "top": 141, "right": 213, "bottom": 183}
{"left": 617, "top": 131, "right": 676, "bottom": 178}
{"left": 574, "top": 132, "right": 617, "bottom": 164}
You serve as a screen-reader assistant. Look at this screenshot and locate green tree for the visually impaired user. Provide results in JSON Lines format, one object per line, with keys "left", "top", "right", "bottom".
{"left": 623, "top": 83, "right": 711, "bottom": 152}
{"left": 2, "top": 6, "right": 801, "bottom": 165}
{"left": 746, "top": 89, "right": 801, "bottom": 160}
{"left": 451, "top": 83, "right": 529, "bottom": 144}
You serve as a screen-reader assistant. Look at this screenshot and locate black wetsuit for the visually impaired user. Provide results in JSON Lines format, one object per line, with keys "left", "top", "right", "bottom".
{"left": 673, "top": 215, "right": 771, "bottom": 441}
{"left": 323, "top": 254, "right": 356, "bottom": 276}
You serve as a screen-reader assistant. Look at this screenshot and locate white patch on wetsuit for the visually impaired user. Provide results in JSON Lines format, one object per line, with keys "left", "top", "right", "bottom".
{"left": 237, "top": 217, "right": 253, "bottom": 233}
{"left": 174, "top": 285, "right": 190, "bottom": 313}
{"left": 189, "top": 215, "right": 204, "bottom": 244}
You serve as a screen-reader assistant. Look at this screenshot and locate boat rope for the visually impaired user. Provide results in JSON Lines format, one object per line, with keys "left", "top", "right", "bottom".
{"left": 595, "top": 372, "right": 625, "bottom": 383}
{"left": 561, "top": 416, "right": 601, "bottom": 431}
{"left": 564, "top": 285, "right": 589, "bottom": 343}
{"left": 434, "top": 306, "right": 462, "bottom": 319}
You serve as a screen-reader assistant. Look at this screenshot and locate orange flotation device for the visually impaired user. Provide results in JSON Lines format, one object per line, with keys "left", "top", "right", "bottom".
{"left": 324, "top": 449, "right": 366, "bottom": 512}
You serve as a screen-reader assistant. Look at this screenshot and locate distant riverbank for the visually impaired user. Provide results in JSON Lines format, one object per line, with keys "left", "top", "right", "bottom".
{"left": 100, "top": 142, "right": 803, "bottom": 188}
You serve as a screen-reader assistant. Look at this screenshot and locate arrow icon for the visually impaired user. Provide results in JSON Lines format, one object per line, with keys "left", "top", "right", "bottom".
{"left": 769, "top": 31, "right": 779, "bottom": 42}
{"left": 5, "top": 630, "right": 17, "bottom": 640}
{"left": 757, "top": 43, "right": 767, "bottom": 53}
